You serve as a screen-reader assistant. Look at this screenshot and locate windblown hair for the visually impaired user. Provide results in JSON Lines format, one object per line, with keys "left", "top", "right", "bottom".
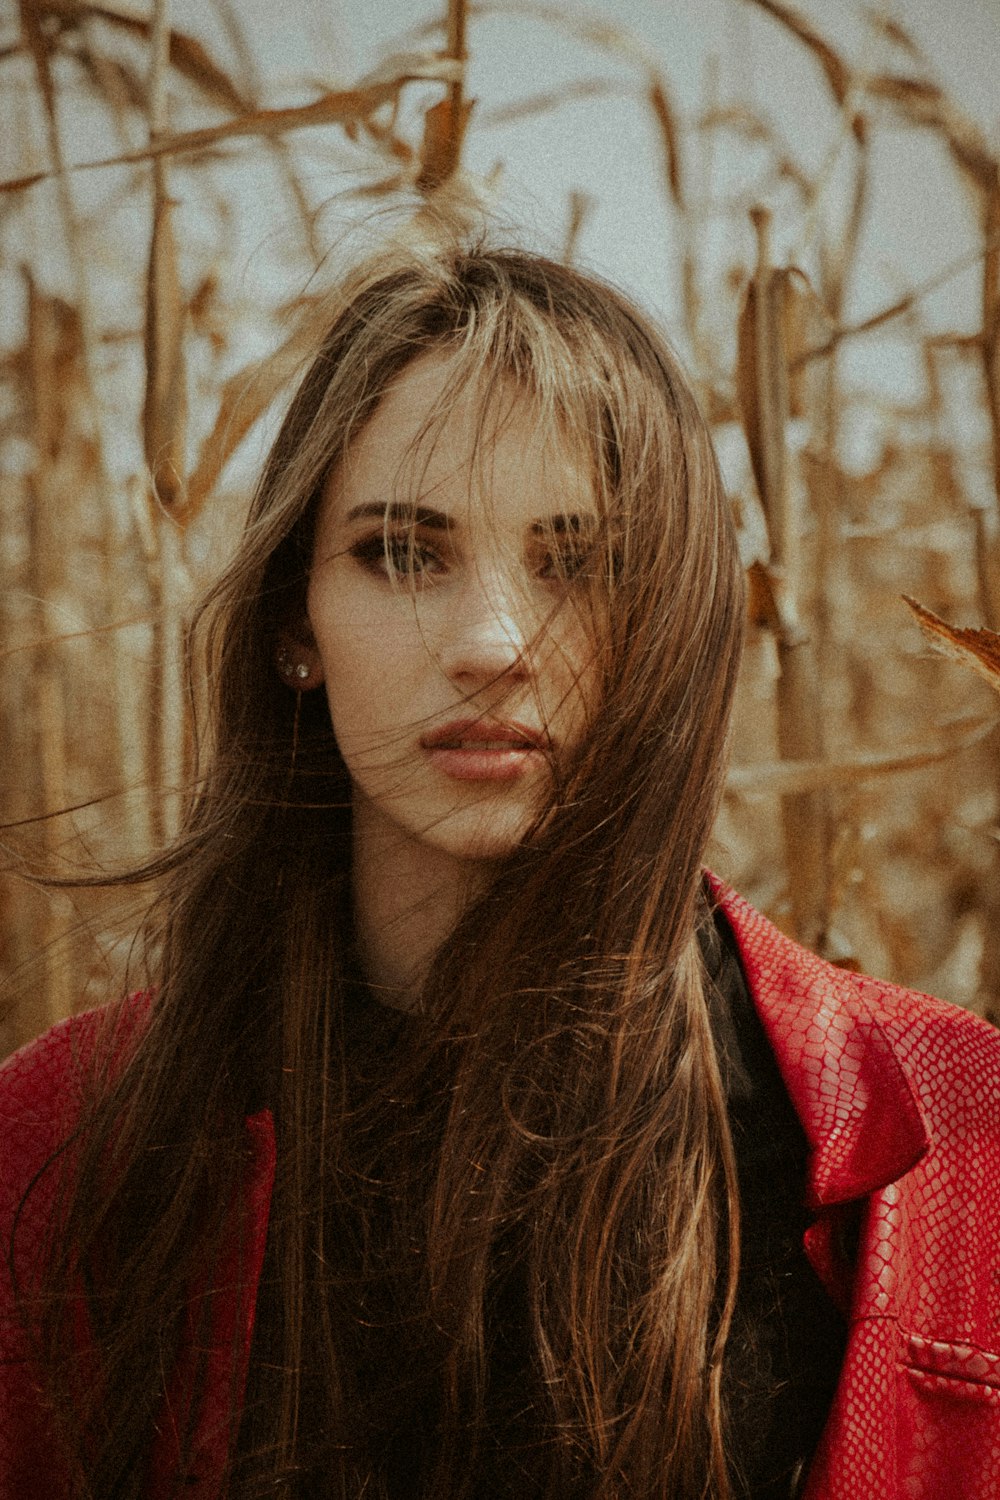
{"left": 23, "top": 243, "right": 747, "bottom": 1497}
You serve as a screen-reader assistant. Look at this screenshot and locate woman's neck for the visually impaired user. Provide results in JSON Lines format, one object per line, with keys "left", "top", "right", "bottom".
{"left": 350, "top": 805, "right": 492, "bottom": 1011}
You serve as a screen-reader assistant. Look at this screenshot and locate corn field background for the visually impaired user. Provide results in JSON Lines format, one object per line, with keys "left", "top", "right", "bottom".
{"left": 2, "top": 0, "right": 1000, "bottom": 1058}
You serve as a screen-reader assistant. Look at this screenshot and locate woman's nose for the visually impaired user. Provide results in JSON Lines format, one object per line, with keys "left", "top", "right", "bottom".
{"left": 437, "top": 570, "right": 533, "bottom": 686}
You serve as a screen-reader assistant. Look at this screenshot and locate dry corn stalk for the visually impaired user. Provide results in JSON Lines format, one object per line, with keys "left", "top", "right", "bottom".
{"left": 18, "top": 276, "right": 76, "bottom": 1039}
{"left": 979, "top": 183, "right": 1000, "bottom": 630}
{"left": 143, "top": 0, "right": 187, "bottom": 841}
{"left": 904, "top": 595, "right": 1000, "bottom": 1018}
{"left": 737, "top": 206, "right": 830, "bottom": 949}
{"left": 144, "top": 184, "right": 186, "bottom": 509}
{"left": 417, "top": 0, "right": 472, "bottom": 192}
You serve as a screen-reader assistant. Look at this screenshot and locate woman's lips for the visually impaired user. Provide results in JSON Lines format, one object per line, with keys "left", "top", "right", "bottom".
{"left": 426, "top": 745, "right": 543, "bottom": 781}
{"left": 421, "top": 719, "right": 548, "bottom": 781}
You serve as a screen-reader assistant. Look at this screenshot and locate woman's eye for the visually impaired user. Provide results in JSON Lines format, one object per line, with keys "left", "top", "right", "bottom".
{"left": 350, "top": 533, "right": 443, "bottom": 580}
{"left": 538, "top": 543, "right": 592, "bottom": 583}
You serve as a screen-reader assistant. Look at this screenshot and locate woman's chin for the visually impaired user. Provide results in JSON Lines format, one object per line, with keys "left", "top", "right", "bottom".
{"left": 421, "top": 805, "right": 536, "bottom": 866}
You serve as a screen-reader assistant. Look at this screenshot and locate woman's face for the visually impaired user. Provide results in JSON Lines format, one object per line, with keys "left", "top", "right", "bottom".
{"left": 305, "top": 352, "right": 601, "bottom": 867}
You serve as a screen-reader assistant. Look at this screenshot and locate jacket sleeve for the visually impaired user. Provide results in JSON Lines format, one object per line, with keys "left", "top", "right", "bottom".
{"left": 0, "top": 1015, "right": 102, "bottom": 1500}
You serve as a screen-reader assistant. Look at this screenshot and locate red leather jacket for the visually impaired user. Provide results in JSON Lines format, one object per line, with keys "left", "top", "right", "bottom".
{"left": 2, "top": 878, "right": 1000, "bottom": 1499}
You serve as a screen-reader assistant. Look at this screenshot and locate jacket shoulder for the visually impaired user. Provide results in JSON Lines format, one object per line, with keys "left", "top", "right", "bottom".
{"left": 1, "top": 1011, "right": 99, "bottom": 1194}
{"left": 708, "top": 870, "right": 1000, "bottom": 1086}
{"left": 845, "top": 968, "right": 1000, "bottom": 1127}
{"left": 0, "top": 999, "right": 152, "bottom": 1500}
{"left": 0, "top": 998, "right": 151, "bottom": 1240}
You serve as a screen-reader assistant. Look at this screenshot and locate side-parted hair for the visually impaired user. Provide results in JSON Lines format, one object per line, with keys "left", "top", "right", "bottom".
{"left": 24, "top": 242, "right": 747, "bottom": 1497}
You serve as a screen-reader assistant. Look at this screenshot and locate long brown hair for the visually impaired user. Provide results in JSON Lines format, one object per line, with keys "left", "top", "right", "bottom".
{"left": 22, "top": 242, "right": 747, "bottom": 1497}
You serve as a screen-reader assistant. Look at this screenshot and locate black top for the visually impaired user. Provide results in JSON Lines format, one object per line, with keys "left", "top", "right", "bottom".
{"left": 460, "top": 913, "right": 846, "bottom": 1500}
{"left": 241, "top": 909, "right": 847, "bottom": 1497}
{"left": 701, "top": 908, "right": 846, "bottom": 1498}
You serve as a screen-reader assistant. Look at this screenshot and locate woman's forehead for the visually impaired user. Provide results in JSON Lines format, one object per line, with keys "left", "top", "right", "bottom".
{"left": 322, "top": 350, "right": 600, "bottom": 529}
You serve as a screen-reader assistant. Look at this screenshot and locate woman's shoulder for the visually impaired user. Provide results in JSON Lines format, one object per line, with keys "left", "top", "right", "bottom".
{"left": 709, "top": 872, "right": 997, "bottom": 1038}
{"left": 0, "top": 995, "right": 152, "bottom": 1215}
{"left": 707, "top": 872, "right": 1000, "bottom": 1152}
{"left": 1, "top": 993, "right": 151, "bottom": 1108}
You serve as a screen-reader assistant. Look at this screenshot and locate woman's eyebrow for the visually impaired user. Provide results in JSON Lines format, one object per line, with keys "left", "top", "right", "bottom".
{"left": 530, "top": 512, "right": 598, "bottom": 535}
{"left": 343, "top": 501, "right": 452, "bottom": 530}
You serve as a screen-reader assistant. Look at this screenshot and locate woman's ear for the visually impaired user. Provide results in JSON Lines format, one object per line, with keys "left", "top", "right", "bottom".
{"left": 275, "top": 619, "right": 325, "bottom": 690}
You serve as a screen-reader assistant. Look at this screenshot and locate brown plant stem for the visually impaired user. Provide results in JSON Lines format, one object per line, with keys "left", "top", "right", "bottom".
{"left": 22, "top": 274, "right": 73, "bottom": 1039}
{"left": 447, "top": 0, "right": 468, "bottom": 120}
{"left": 979, "top": 185, "right": 1000, "bottom": 632}
{"left": 741, "top": 207, "right": 830, "bottom": 949}
{"left": 145, "top": 0, "right": 187, "bottom": 841}
{"left": 976, "top": 184, "right": 1000, "bottom": 1020}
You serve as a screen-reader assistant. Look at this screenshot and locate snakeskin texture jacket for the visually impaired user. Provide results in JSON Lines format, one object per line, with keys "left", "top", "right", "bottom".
{"left": 2, "top": 877, "right": 1000, "bottom": 1499}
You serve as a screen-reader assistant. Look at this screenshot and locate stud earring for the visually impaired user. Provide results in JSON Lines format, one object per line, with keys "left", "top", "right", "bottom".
{"left": 277, "top": 648, "right": 310, "bottom": 683}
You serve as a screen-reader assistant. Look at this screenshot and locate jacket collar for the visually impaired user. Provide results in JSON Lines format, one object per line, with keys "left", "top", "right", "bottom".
{"left": 707, "top": 873, "right": 931, "bottom": 1208}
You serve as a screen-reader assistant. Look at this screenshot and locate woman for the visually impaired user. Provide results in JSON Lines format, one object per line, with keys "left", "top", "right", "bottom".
{"left": 2, "top": 243, "right": 999, "bottom": 1500}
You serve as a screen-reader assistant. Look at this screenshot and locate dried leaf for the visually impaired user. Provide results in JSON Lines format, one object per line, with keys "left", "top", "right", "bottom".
{"left": 416, "top": 93, "right": 474, "bottom": 192}
{"left": 869, "top": 72, "right": 945, "bottom": 109}
{"left": 469, "top": 0, "right": 657, "bottom": 69}
{"left": 417, "top": 0, "right": 471, "bottom": 196}
{"left": 737, "top": 262, "right": 780, "bottom": 545}
{"left": 863, "top": 7, "right": 926, "bottom": 65}
{"left": 743, "top": 560, "right": 803, "bottom": 640}
{"left": 481, "top": 78, "right": 617, "bottom": 128}
{"left": 648, "top": 75, "right": 683, "bottom": 208}
{"left": 739, "top": 0, "right": 850, "bottom": 107}
{"left": 904, "top": 596, "right": 1000, "bottom": 694}
{"left": 0, "top": 61, "right": 462, "bottom": 191}
{"left": 73, "top": 48, "right": 148, "bottom": 116}
{"left": 184, "top": 304, "right": 332, "bottom": 519}
{"left": 746, "top": 559, "right": 780, "bottom": 629}
{"left": 446, "top": 0, "right": 468, "bottom": 67}
{"left": 867, "top": 72, "right": 996, "bottom": 191}
{"left": 355, "top": 48, "right": 463, "bottom": 92}
{"left": 0, "top": 169, "right": 49, "bottom": 195}
{"left": 735, "top": 219, "right": 822, "bottom": 557}
{"left": 781, "top": 268, "right": 827, "bottom": 415}
{"left": 187, "top": 272, "right": 224, "bottom": 353}
{"left": 140, "top": 0, "right": 186, "bottom": 510}
{"left": 34, "top": 0, "right": 251, "bottom": 113}
{"left": 926, "top": 331, "right": 985, "bottom": 354}
{"left": 18, "top": 0, "right": 57, "bottom": 123}
{"left": 23, "top": 270, "right": 84, "bottom": 460}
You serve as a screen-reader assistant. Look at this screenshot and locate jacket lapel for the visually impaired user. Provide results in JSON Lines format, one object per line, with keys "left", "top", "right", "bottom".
{"left": 706, "top": 873, "right": 930, "bottom": 1209}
